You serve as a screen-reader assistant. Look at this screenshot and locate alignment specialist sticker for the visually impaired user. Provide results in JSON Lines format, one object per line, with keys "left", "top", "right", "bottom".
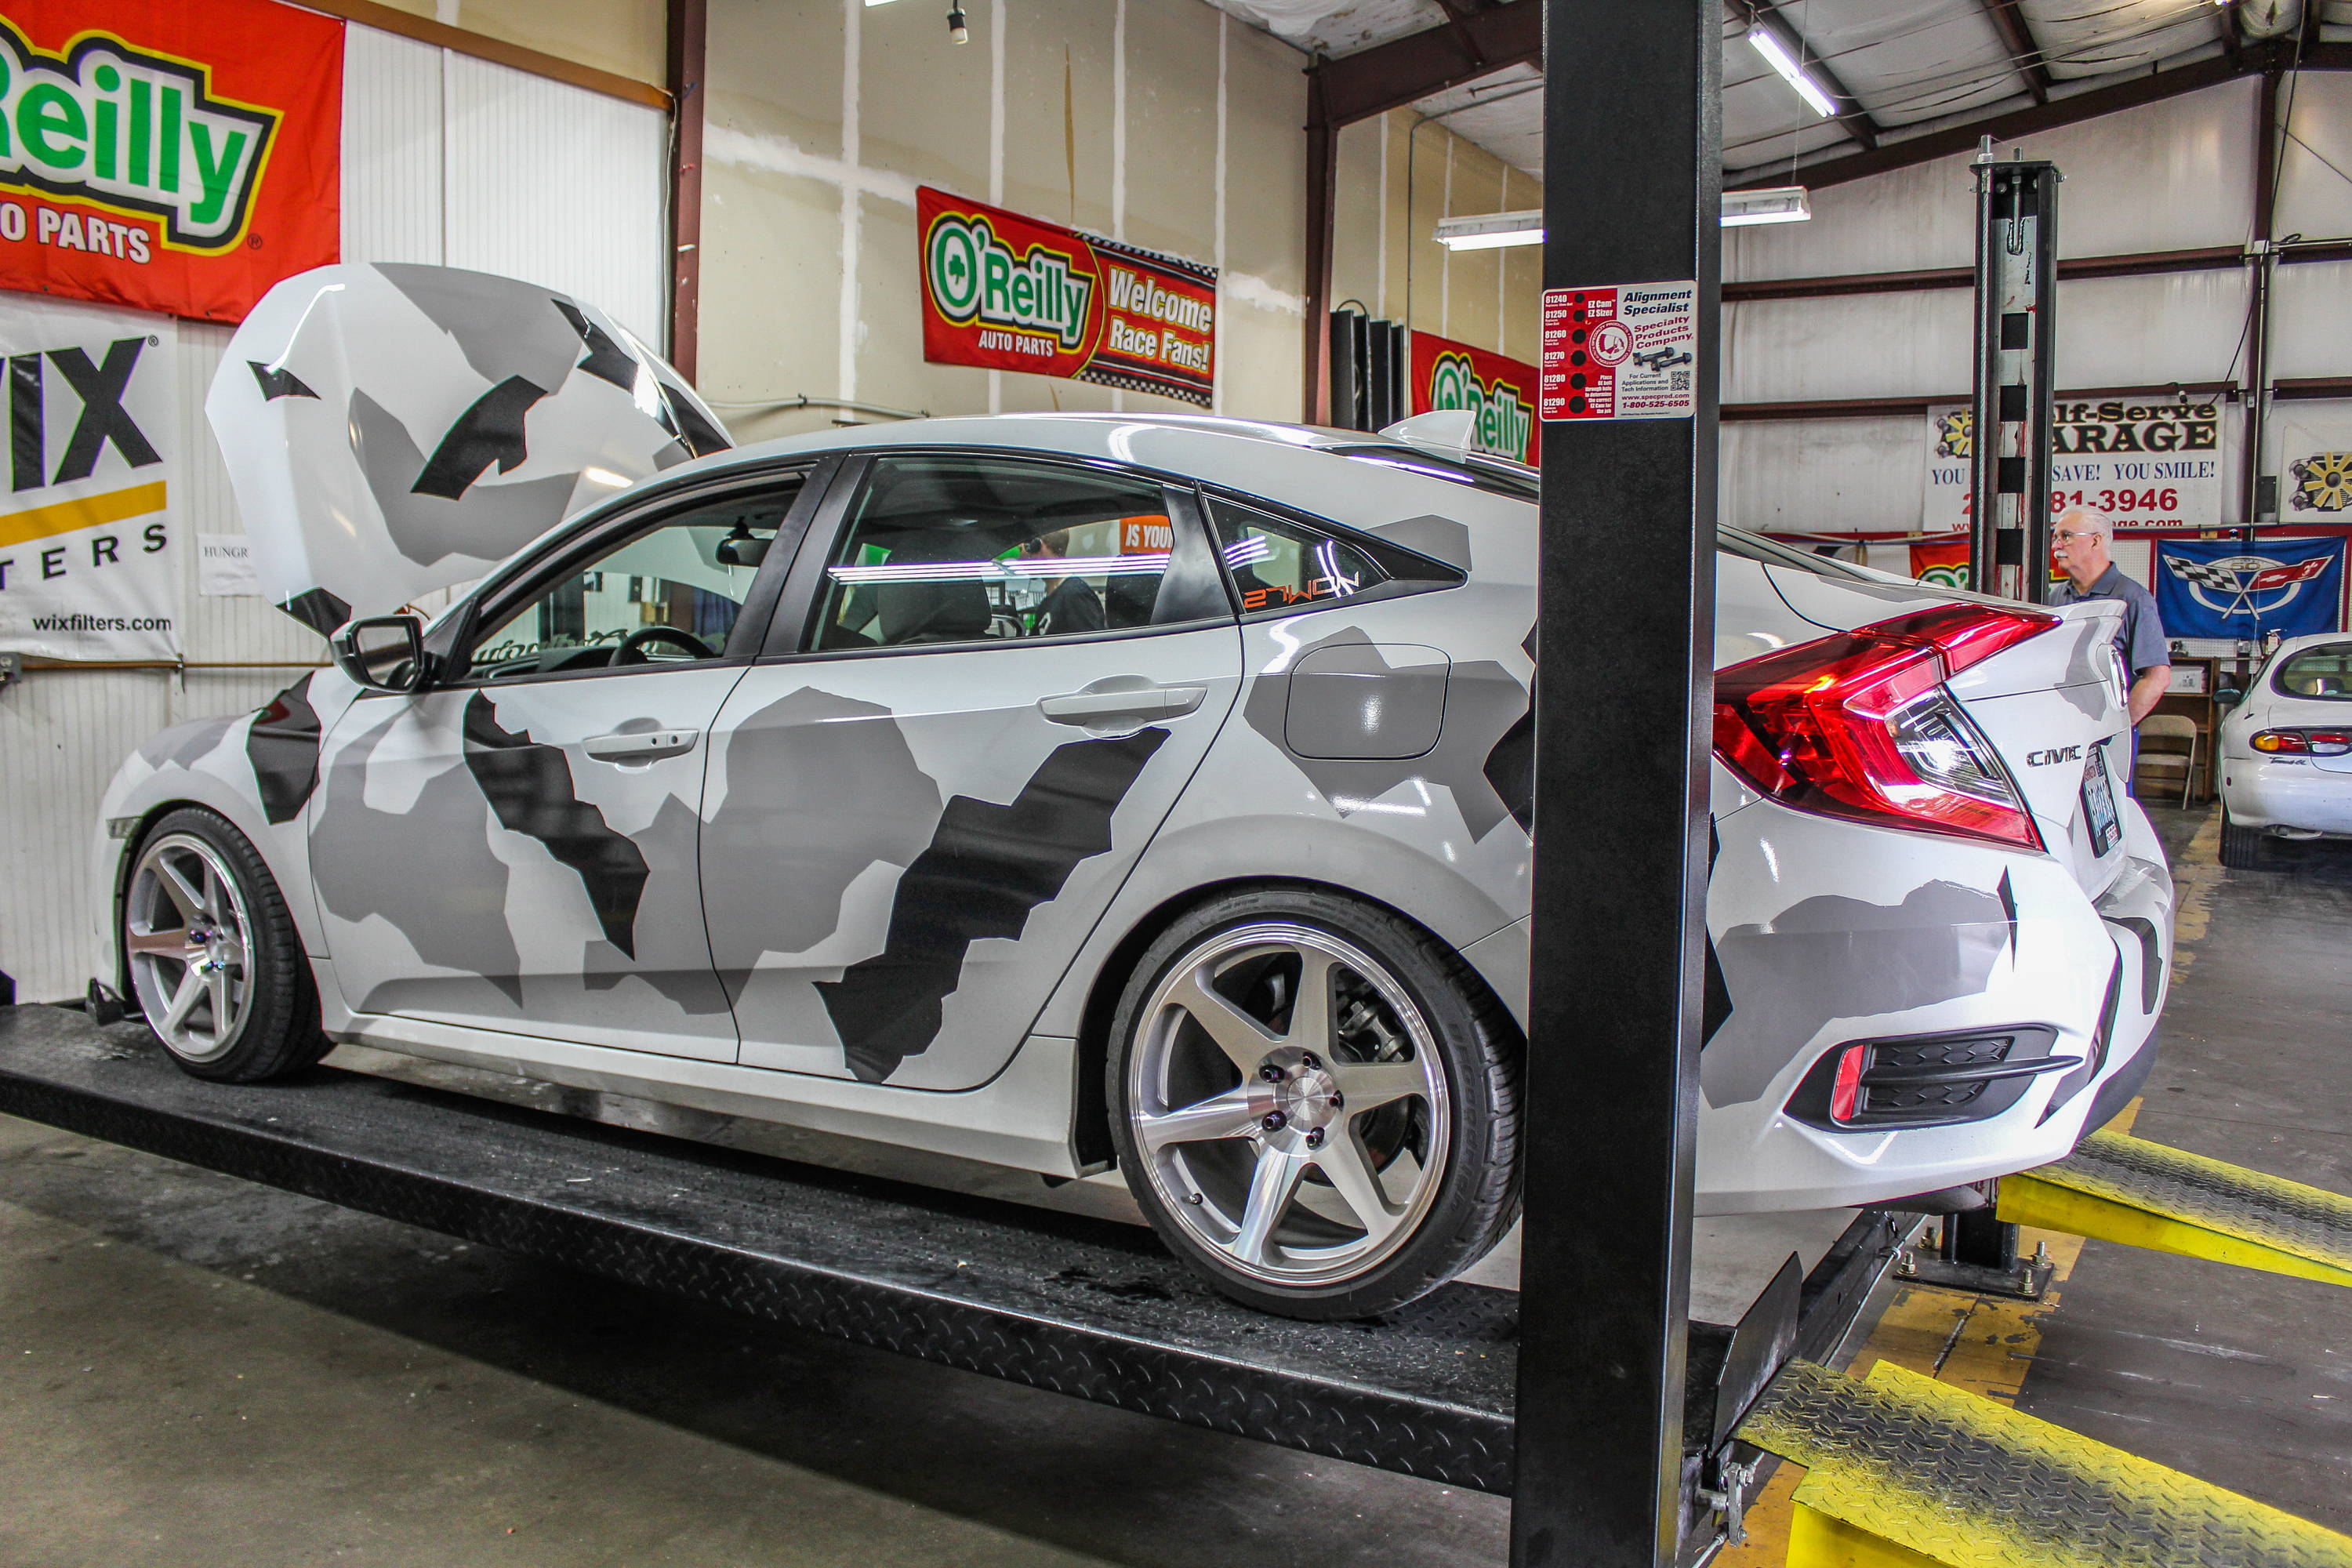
{"left": 1540, "top": 281, "right": 1698, "bottom": 421}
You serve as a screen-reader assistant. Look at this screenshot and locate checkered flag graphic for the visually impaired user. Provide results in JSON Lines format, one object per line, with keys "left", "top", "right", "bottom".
{"left": 2162, "top": 557, "right": 2245, "bottom": 592}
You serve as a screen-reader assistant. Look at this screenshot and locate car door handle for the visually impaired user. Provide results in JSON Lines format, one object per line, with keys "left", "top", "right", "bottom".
{"left": 1037, "top": 684, "right": 1207, "bottom": 724}
{"left": 582, "top": 728, "right": 700, "bottom": 761}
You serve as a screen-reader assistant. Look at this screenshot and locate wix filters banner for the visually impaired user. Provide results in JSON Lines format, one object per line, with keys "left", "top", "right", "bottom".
{"left": 0, "top": 292, "right": 176, "bottom": 659}
{"left": 0, "top": 0, "right": 343, "bottom": 324}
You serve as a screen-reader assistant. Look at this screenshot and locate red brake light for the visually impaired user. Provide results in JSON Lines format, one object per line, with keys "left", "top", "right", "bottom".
{"left": 1715, "top": 604, "right": 2055, "bottom": 850}
{"left": 2256, "top": 728, "right": 2350, "bottom": 756}
{"left": 1828, "top": 1044, "right": 1865, "bottom": 1123}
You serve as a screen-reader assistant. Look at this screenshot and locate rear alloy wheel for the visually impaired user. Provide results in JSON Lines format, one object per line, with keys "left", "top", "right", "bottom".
{"left": 1109, "top": 890, "right": 1519, "bottom": 1319}
{"left": 124, "top": 808, "right": 331, "bottom": 1082}
{"left": 2218, "top": 805, "right": 2265, "bottom": 870}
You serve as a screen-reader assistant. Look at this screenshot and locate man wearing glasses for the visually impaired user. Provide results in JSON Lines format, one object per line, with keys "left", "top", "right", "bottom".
{"left": 2052, "top": 508, "right": 2171, "bottom": 731}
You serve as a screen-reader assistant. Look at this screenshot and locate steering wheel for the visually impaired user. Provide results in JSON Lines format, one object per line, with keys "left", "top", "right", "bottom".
{"left": 612, "top": 626, "right": 717, "bottom": 665}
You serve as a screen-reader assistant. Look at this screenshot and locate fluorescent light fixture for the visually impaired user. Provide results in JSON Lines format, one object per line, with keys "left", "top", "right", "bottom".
{"left": 1435, "top": 190, "right": 1811, "bottom": 249}
{"left": 1721, "top": 185, "right": 1813, "bottom": 227}
{"left": 1434, "top": 209, "right": 1544, "bottom": 250}
{"left": 1748, "top": 27, "right": 1838, "bottom": 119}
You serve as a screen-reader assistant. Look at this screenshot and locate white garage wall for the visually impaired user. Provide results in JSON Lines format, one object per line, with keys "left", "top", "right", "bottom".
{"left": 1, "top": 24, "right": 667, "bottom": 1004}
{"left": 1720, "top": 74, "right": 2350, "bottom": 539}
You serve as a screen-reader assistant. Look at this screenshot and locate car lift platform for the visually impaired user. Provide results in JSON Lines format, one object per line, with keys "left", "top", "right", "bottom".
{"left": 0, "top": 1004, "right": 1904, "bottom": 1496}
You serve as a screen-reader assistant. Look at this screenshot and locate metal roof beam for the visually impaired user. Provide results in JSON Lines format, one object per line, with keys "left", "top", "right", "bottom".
{"left": 1976, "top": 0, "right": 2053, "bottom": 103}
{"left": 1306, "top": 0, "right": 1541, "bottom": 129}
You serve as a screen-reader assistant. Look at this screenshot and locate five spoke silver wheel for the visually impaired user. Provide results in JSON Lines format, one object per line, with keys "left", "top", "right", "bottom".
{"left": 125, "top": 833, "right": 256, "bottom": 1062}
{"left": 1127, "top": 922, "right": 1451, "bottom": 1287}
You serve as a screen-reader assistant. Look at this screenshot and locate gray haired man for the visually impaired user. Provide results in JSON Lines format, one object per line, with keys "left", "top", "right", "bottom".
{"left": 2052, "top": 509, "right": 2171, "bottom": 726}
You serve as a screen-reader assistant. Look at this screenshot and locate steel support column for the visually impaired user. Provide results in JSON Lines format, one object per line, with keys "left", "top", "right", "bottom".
{"left": 1968, "top": 158, "right": 2059, "bottom": 603}
{"left": 1511, "top": 3, "right": 1719, "bottom": 1565}
{"left": 665, "top": 0, "right": 707, "bottom": 382}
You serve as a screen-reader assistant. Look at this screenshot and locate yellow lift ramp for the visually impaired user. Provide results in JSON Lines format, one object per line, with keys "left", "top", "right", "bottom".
{"left": 1994, "top": 1130, "right": 2352, "bottom": 1287}
{"left": 1737, "top": 1359, "right": 2352, "bottom": 1568}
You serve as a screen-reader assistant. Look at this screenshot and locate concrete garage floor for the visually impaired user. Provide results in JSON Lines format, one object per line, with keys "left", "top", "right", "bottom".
{"left": 2, "top": 804, "right": 2346, "bottom": 1564}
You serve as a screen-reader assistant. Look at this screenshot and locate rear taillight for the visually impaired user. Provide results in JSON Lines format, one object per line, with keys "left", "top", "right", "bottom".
{"left": 2253, "top": 728, "right": 2351, "bottom": 756}
{"left": 1715, "top": 604, "right": 2055, "bottom": 850}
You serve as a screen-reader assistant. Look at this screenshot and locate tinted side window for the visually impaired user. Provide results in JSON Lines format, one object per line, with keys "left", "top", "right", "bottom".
{"left": 465, "top": 488, "right": 797, "bottom": 681}
{"left": 2275, "top": 643, "right": 2352, "bottom": 700}
{"left": 808, "top": 456, "right": 1198, "bottom": 651}
{"left": 1208, "top": 498, "right": 1392, "bottom": 615}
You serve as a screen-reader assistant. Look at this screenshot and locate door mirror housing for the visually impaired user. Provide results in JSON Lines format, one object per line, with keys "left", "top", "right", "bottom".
{"left": 332, "top": 615, "right": 428, "bottom": 693}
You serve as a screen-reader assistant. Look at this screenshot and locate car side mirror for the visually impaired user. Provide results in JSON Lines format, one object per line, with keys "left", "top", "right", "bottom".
{"left": 332, "top": 615, "right": 428, "bottom": 693}
{"left": 2215, "top": 688, "right": 2242, "bottom": 710}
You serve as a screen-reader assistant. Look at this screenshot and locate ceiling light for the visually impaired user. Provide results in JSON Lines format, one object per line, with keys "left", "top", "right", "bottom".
{"left": 1748, "top": 28, "right": 1838, "bottom": 119}
{"left": 1434, "top": 209, "right": 1544, "bottom": 250}
{"left": 1722, "top": 186, "right": 1812, "bottom": 226}
{"left": 1434, "top": 190, "right": 1812, "bottom": 249}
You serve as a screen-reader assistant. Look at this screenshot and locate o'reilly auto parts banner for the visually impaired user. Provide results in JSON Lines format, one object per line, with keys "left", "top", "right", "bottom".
{"left": 0, "top": 292, "right": 177, "bottom": 659}
{"left": 1922, "top": 397, "right": 2224, "bottom": 533}
{"left": 918, "top": 186, "right": 1216, "bottom": 407}
{"left": 1410, "top": 329, "right": 1539, "bottom": 464}
{"left": 0, "top": 0, "right": 342, "bottom": 325}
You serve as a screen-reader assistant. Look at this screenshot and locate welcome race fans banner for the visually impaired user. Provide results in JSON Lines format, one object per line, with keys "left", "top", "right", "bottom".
{"left": 918, "top": 186, "right": 1216, "bottom": 407}
{"left": 1410, "top": 329, "right": 1538, "bottom": 464}
{"left": 0, "top": 292, "right": 178, "bottom": 659}
{"left": 0, "top": 0, "right": 342, "bottom": 324}
{"left": 2155, "top": 537, "right": 2346, "bottom": 641}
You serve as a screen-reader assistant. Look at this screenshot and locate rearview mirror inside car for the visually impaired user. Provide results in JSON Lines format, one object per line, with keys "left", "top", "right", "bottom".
{"left": 332, "top": 615, "right": 428, "bottom": 693}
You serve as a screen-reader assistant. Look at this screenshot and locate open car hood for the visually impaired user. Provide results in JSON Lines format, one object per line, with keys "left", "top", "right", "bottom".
{"left": 207, "top": 263, "right": 731, "bottom": 632}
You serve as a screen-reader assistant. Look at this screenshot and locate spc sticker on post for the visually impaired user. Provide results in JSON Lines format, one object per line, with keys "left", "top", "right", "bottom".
{"left": 1540, "top": 281, "right": 1698, "bottom": 421}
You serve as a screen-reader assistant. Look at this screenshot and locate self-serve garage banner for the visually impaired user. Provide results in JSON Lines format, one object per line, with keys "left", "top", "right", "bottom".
{"left": 918, "top": 186, "right": 1216, "bottom": 407}
{"left": 0, "top": 291, "right": 177, "bottom": 660}
{"left": 0, "top": 0, "right": 342, "bottom": 325}
{"left": 1922, "top": 397, "right": 2225, "bottom": 533}
{"left": 1410, "top": 329, "right": 1538, "bottom": 464}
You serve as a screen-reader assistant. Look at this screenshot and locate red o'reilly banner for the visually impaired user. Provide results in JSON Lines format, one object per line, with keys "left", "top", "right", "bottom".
{"left": 919, "top": 186, "right": 1216, "bottom": 408}
{"left": 1410, "top": 328, "right": 1540, "bottom": 466}
{"left": 0, "top": 0, "right": 341, "bottom": 324}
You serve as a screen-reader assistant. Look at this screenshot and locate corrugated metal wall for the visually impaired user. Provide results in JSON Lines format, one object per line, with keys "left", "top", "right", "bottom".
{"left": 1718, "top": 75, "right": 2350, "bottom": 537}
{"left": 0, "top": 24, "right": 666, "bottom": 1003}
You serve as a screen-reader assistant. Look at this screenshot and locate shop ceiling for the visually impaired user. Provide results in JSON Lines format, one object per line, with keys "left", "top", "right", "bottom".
{"left": 1206, "top": 0, "right": 2352, "bottom": 187}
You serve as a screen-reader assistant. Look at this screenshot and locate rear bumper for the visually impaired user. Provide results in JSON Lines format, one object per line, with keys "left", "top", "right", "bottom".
{"left": 2221, "top": 759, "right": 2352, "bottom": 836}
{"left": 1696, "top": 795, "right": 2172, "bottom": 1215}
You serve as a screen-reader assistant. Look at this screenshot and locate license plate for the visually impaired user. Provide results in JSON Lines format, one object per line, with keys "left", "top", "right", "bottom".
{"left": 2082, "top": 746, "right": 2122, "bottom": 856}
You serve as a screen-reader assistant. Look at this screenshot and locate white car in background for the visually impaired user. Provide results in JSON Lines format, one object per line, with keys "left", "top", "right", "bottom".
{"left": 2220, "top": 634, "right": 2352, "bottom": 868}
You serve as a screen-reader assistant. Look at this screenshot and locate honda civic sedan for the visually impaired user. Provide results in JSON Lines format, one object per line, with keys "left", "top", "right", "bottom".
{"left": 96, "top": 410, "right": 2172, "bottom": 1319}
{"left": 2220, "top": 633, "right": 2352, "bottom": 867}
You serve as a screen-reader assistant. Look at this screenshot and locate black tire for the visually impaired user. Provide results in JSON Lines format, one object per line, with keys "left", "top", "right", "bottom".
{"left": 2219, "top": 805, "right": 2265, "bottom": 870}
{"left": 1106, "top": 887, "right": 1520, "bottom": 1319}
{"left": 122, "top": 807, "right": 332, "bottom": 1082}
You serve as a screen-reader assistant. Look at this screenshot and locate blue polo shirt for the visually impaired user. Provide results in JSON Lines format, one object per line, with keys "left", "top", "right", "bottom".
{"left": 2056, "top": 564, "right": 2169, "bottom": 677}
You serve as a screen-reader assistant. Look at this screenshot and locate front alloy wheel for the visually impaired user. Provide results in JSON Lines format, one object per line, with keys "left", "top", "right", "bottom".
{"left": 1109, "top": 891, "right": 1519, "bottom": 1319}
{"left": 127, "top": 833, "right": 257, "bottom": 1062}
{"left": 122, "top": 808, "right": 332, "bottom": 1082}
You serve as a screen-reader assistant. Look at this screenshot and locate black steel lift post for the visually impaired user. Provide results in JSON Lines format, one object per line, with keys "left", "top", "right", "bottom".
{"left": 1515, "top": 5, "right": 1722, "bottom": 1565}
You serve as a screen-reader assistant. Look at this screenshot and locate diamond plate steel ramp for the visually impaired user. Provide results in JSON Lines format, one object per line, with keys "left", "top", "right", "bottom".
{"left": 1998, "top": 1131, "right": 2352, "bottom": 1287}
{"left": 1739, "top": 1359, "right": 2352, "bottom": 1568}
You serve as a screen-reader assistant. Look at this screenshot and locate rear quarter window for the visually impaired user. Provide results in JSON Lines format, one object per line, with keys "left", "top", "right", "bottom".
{"left": 2274, "top": 643, "right": 2352, "bottom": 700}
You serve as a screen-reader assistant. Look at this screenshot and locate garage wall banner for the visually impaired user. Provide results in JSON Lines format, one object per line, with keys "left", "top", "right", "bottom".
{"left": 917, "top": 186, "right": 1216, "bottom": 407}
{"left": 1923, "top": 398, "right": 2224, "bottom": 533}
{"left": 2154, "top": 537, "right": 2343, "bottom": 641}
{"left": 1910, "top": 538, "right": 1969, "bottom": 587}
{"left": 1410, "top": 329, "right": 1538, "bottom": 464}
{"left": 0, "top": 292, "right": 177, "bottom": 659}
{"left": 0, "top": 0, "right": 342, "bottom": 325}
